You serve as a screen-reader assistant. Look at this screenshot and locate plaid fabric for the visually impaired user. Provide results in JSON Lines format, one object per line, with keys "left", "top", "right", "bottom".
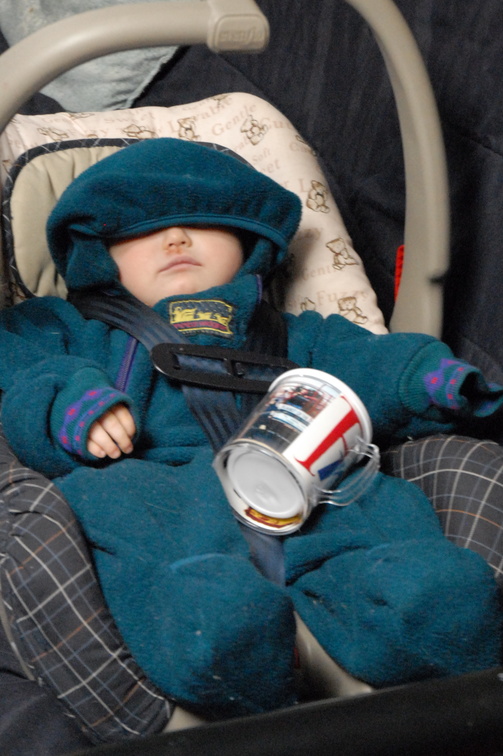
{"left": 2, "top": 427, "right": 501, "bottom": 745}
{"left": 0, "top": 426, "right": 172, "bottom": 745}
{"left": 382, "top": 435, "right": 503, "bottom": 587}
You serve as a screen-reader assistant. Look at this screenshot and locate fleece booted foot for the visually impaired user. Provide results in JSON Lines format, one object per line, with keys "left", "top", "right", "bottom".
{"left": 105, "top": 551, "right": 298, "bottom": 719}
{"left": 285, "top": 474, "right": 502, "bottom": 687}
{"left": 289, "top": 537, "right": 502, "bottom": 687}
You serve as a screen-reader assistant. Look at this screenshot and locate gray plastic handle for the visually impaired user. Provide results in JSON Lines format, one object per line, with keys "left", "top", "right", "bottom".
{"left": 0, "top": 0, "right": 268, "bottom": 129}
{"left": 0, "top": 0, "right": 448, "bottom": 336}
{"left": 344, "top": 0, "right": 449, "bottom": 336}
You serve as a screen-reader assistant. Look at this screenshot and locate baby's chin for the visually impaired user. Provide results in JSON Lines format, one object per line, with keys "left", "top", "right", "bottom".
{"left": 147, "top": 283, "right": 208, "bottom": 305}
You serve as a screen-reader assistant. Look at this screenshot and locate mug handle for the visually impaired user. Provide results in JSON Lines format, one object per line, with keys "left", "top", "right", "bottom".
{"left": 315, "top": 438, "right": 380, "bottom": 507}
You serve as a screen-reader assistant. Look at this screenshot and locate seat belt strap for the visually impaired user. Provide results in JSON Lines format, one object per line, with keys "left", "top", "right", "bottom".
{"left": 71, "top": 291, "right": 295, "bottom": 392}
{"left": 70, "top": 290, "right": 292, "bottom": 585}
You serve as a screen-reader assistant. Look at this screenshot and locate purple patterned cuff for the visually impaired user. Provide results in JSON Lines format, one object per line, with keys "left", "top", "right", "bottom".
{"left": 424, "top": 358, "right": 503, "bottom": 415}
{"left": 58, "top": 388, "right": 123, "bottom": 458}
{"left": 424, "top": 358, "right": 469, "bottom": 411}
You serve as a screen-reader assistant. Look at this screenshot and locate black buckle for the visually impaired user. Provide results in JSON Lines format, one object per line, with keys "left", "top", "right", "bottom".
{"left": 151, "top": 343, "right": 297, "bottom": 393}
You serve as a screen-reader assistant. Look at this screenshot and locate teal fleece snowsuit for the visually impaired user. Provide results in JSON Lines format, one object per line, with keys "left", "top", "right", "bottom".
{"left": 0, "top": 139, "right": 502, "bottom": 719}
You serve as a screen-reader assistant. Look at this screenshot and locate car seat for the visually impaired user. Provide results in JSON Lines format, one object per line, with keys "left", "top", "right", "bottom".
{"left": 0, "top": 2, "right": 501, "bottom": 754}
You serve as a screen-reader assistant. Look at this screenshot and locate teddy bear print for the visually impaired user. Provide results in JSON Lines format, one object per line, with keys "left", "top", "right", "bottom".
{"left": 327, "top": 238, "right": 357, "bottom": 270}
{"left": 338, "top": 296, "right": 368, "bottom": 325}
{"left": 178, "top": 118, "right": 198, "bottom": 141}
{"left": 122, "top": 124, "right": 157, "bottom": 140}
{"left": 240, "top": 116, "right": 268, "bottom": 145}
{"left": 38, "top": 126, "right": 70, "bottom": 141}
{"left": 306, "top": 180, "right": 330, "bottom": 213}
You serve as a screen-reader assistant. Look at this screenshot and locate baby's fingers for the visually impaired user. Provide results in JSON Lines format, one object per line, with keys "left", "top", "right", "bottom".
{"left": 87, "top": 405, "right": 135, "bottom": 459}
{"left": 87, "top": 424, "right": 122, "bottom": 459}
{"left": 112, "top": 404, "right": 136, "bottom": 440}
{"left": 87, "top": 430, "right": 120, "bottom": 459}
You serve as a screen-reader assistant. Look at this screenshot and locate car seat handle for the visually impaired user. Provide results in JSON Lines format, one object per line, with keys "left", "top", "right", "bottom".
{"left": 0, "top": 0, "right": 448, "bottom": 337}
{"left": 0, "top": 0, "right": 268, "bottom": 130}
{"left": 344, "top": 0, "right": 449, "bottom": 337}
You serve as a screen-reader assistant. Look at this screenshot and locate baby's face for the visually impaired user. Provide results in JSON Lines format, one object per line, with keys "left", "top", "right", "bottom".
{"left": 109, "top": 226, "right": 244, "bottom": 306}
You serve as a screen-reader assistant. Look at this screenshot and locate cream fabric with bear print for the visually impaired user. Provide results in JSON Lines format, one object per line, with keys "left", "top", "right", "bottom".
{"left": 0, "top": 92, "right": 387, "bottom": 334}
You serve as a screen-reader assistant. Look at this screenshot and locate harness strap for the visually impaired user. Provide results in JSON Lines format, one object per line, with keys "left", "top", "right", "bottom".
{"left": 70, "top": 290, "right": 296, "bottom": 449}
{"left": 70, "top": 290, "right": 295, "bottom": 585}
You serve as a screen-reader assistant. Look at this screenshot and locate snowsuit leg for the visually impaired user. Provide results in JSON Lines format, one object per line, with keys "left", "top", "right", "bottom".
{"left": 55, "top": 450, "right": 297, "bottom": 718}
{"left": 284, "top": 472, "right": 502, "bottom": 687}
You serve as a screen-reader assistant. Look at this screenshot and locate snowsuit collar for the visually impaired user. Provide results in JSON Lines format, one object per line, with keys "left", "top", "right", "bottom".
{"left": 151, "top": 273, "right": 263, "bottom": 350}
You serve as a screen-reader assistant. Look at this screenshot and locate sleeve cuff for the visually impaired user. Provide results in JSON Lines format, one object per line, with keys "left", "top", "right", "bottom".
{"left": 57, "top": 386, "right": 133, "bottom": 459}
{"left": 424, "top": 358, "right": 503, "bottom": 417}
{"left": 401, "top": 341, "right": 503, "bottom": 418}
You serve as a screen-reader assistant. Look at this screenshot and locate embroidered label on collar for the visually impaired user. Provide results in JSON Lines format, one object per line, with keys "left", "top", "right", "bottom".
{"left": 168, "top": 299, "right": 235, "bottom": 337}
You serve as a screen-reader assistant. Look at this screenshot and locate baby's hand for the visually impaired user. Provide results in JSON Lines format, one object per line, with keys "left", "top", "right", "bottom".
{"left": 87, "top": 404, "right": 136, "bottom": 459}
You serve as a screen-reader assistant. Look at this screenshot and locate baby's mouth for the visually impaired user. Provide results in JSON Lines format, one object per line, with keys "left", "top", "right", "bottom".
{"left": 161, "top": 256, "right": 200, "bottom": 272}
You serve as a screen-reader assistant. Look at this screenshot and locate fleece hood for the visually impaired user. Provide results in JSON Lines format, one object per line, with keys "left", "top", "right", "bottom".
{"left": 46, "top": 138, "right": 302, "bottom": 295}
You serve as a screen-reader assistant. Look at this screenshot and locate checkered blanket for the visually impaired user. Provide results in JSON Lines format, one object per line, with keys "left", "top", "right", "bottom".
{"left": 0, "top": 425, "right": 172, "bottom": 745}
{"left": 383, "top": 435, "right": 503, "bottom": 587}
{"left": 1, "top": 427, "right": 501, "bottom": 744}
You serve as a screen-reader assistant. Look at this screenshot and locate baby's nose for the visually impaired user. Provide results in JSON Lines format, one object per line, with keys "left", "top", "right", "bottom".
{"left": 164, "top": 227, "right": 191, "bottom": 249}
